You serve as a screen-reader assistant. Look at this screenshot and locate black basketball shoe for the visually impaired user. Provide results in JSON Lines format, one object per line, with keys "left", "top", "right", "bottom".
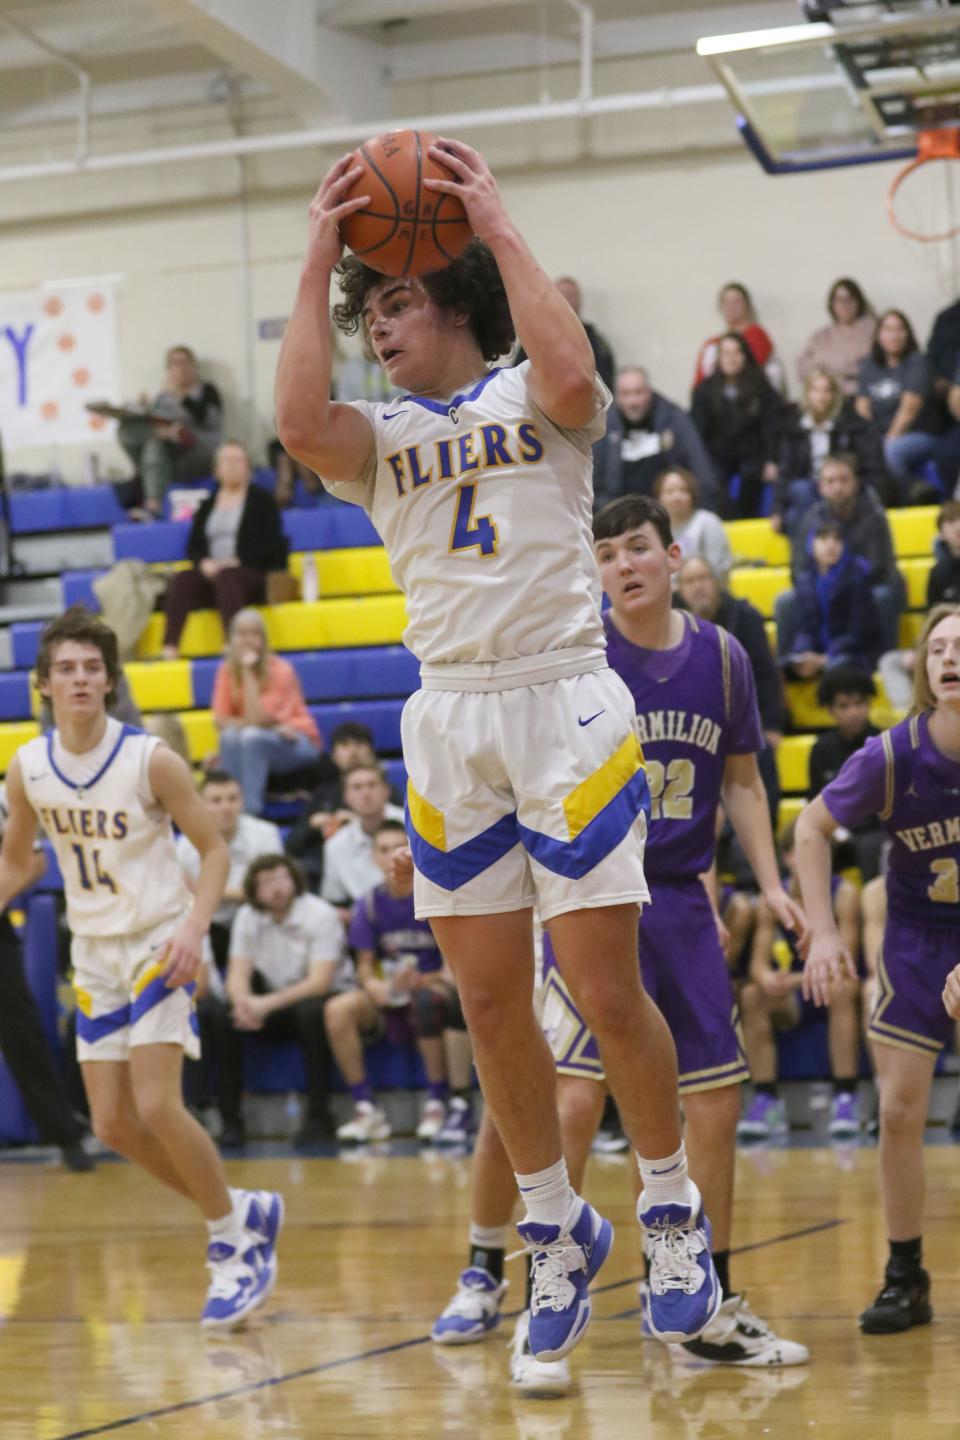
{"left": 859, "top": 1267, "right": 932, "bottom": 1334}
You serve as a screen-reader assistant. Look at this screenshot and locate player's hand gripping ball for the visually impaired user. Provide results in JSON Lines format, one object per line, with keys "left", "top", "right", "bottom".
{"left": 339, "top": 129, "right": 473, "bottom": 278}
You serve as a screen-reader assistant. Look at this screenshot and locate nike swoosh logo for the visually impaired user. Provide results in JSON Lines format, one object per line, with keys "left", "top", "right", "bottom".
{"left": 383, "top": 409, "right": 407, "bottom": 421}
{"left": 577, "top": 711, "right": 605, "bottom": 727}
{"left": 29, "top": 773, "right": 46, "bottom": 781}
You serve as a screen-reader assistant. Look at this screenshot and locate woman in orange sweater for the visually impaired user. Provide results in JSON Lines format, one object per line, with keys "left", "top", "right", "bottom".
{"left": 214, "top": 610, "right": 321, "bottom": 815}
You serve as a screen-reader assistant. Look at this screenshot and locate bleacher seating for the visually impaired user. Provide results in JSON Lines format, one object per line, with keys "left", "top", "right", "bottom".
{"left": 0, "top": 486, "right": 946, "bottom": 1119}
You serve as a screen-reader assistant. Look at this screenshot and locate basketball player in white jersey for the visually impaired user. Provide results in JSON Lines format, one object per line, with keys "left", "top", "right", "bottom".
{"left": 0, "top": 607, "right": 283, "bottom": 1328}
{"left": 276, "top": 140, "right": 720, "bottom": 1360}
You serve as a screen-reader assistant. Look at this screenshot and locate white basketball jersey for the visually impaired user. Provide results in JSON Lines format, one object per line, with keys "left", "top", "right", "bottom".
{"left": 332, "top": 362, "right": 610, "bottom": 679}
{"left": 19, "top": 719, "right": 192, "bottom": 937}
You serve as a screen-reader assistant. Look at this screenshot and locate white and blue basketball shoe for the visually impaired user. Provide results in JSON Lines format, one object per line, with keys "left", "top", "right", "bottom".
{"left": 201, "top": 1234, "right": 271, "bottom": 1330}
{"left": 237, "top": 1188, "right": 285, "bottom": 1301}
{"left": 515, "top": 1199, "right": 614, "bottom": 1362}
{"left": 638, "top": 1179, "right": 722, "bottom": 1342}
{"left": 431, "top": 1267, "right": 509, "bottom": 1344}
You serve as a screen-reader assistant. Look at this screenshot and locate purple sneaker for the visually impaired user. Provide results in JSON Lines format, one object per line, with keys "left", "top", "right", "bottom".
{"left": 829, "top": 1092, "right": 861, "bottom": 1137}
{"left": 516, "top": 1199, "right": 613, "bottom": 1362}
{"left": 737, "top": 1093, "right": 788, "bottom": 1141}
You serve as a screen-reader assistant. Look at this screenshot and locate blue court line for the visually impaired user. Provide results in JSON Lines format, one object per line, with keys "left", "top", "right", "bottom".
{"left": 52, "top": 1218, "right": 843, "bottom": 1439}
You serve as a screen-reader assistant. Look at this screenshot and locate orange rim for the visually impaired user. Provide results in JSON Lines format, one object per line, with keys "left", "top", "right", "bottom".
{"left": 887, "top": 129, "right": 960, "bottom": 244}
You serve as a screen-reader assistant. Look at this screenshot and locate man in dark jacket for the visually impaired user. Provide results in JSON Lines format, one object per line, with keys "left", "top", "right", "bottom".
{"left": 676, "top": 554, "right": 784, "bottom": 817}
{"left": 783, "top": 452, "right": 904, "bottom": 652}
{"left": 594, "top": 367, "right": 719, "bottom": 511}
{"left": 514, "top": 274, "right": 615, "bottom": 391}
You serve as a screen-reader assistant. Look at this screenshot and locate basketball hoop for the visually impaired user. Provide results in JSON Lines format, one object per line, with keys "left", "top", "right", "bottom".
{"left": 887, "top": 128, "right": 960, "bottom": 243}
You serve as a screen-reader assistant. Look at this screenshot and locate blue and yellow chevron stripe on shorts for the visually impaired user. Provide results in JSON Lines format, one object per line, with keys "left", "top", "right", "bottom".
{"left": 406, "top": 733, "right": 648, "bottom": 891}
{"left": 519, "top": 733, "right": 649, "bottom": 879}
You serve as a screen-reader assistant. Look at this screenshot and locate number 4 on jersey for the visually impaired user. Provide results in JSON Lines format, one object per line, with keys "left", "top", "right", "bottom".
{"left": 450, "top": 481, "right": 498, "bottom": 557}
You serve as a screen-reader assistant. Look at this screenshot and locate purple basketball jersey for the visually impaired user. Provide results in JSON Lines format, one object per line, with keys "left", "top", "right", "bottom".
{"left": 821, "top": 712, "right": 960, "bottom": 927}
{"left": 604, "top": 611, "right": 763, "bottom": 878}
{"left": 349, "top": 884, "right": 443, "bottom": 972}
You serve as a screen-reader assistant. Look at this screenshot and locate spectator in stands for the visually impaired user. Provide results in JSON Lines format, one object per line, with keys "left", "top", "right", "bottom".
{"left": 807, "top": 667, "right": 885, "bottom": 884}
{"left": 176, "top": 771, "right": 281, "bottom": 977}
{"left": 266, "top": 439, "right": 324, "bottom": 509}
{"left": 327, "top": 820, "right": 473, "bottom": 1145}
{"left": 118, "top": 344, "right": 222, "bottom": 519}
{"left": 654, "top": 467, "right": 731, "bottom": 580}
{"left": 927, "top": 291, "right": 960, "bottom": 398}
{"left": 212, "top": 609, "right": 321, "bottom": 816}
{"left": 737, "top": 823, "right": 862, "bottom": 1141}
{"left": 856, "top": 310, "right": 942, "bottom": 504}
{"left": 676, "top": 555, "right": 785, "bottom": 816}
{"left": 143, "top": 713, "right": 190, "bottom": 764}
{"left": 796, "top": 277, "right": 875, "bottom": 397}
{"left": 936, "top": 381, "right": 960, "bottom": 498}
{"left": 779, "top": 521, "right": 881, "bottom": 680}
{"left": 785, "top": 452, "right": 904, "bottom": 653}
{"left": 176, "top": 772, "right": 281, "bottom": 1138}
{"left": 161, "top": 441, "right": 288, "bottom": 658}
{"left": 215, "top": 855, "right": 348, "bottom": 1149}
{"left": 515, "top": 275, "right": 614, "bottom": 391}
{"left": 775, "top": 367, "right": 886, "bottom": 533}
{"left": 285, "top": 721, "right": 400, "bottom": 889}
{"left": 693, "top": 282, "right": 781, "bottom": 390}
{"left": 691, "top": 332, "right": 787, "bottom": 517}
{"left": 321, "top": 762, "right": 405, "bottom": 912}
{"left": 879, "top": 501, "right": 960, "bottom": 708}
{"left": 592, "top": 366, "right": 718, "bottom": 510}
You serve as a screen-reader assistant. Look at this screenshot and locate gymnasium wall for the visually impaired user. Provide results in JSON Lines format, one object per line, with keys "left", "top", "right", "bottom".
{"left": 3, "top": 79, "right": 959, "bottom": 479}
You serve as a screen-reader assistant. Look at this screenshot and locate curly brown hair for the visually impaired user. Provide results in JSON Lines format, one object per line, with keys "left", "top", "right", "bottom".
{"left": 331, "top": 239, "right": 515, "bottom": 364}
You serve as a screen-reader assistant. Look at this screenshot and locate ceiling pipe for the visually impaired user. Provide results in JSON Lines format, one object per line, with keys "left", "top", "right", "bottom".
{"left": 0, "top": 14, "right": 92, "bottom": 163}
{"left": 0, "top": 70, "right": 844, "bottom": 187}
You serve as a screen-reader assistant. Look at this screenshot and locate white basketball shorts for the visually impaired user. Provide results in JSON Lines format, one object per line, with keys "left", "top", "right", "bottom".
{"left": 402, "top": 666, "right": 650, "bottom": 920}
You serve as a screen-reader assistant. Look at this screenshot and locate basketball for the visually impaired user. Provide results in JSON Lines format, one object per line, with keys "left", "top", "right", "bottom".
{"left": 339, "top": 129, "right": 473, "bottom": 279}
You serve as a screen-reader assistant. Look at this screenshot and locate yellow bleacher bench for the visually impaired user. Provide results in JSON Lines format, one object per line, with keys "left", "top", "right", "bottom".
{"left": 135, "top": 594, "right": 409, "bottom": 659}
{"left": 724, "top": 519, "right": 790, "bottom": 567}
{"left": 777, "top": 734, "right": 815, "bottom": 794}
{"left": 898, "top": 556, "right": 934, "bottom": 609}
{"left": 888, "top": 506, "right": 938, "bottom": 560}
{"left": 728, "top": 566, "right": 790, "bottom": 619}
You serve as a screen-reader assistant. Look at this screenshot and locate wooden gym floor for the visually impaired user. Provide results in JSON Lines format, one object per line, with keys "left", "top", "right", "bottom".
{"left": 1, "top": 1140, "right": 959, "bottom": 1440}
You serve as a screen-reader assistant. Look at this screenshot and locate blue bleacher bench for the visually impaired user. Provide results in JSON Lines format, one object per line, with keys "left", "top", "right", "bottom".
{"left": 9, "top": 485, "right": 128, "bottom": 534}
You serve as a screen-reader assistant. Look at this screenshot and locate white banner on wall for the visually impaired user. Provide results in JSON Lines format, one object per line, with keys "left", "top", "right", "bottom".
{"left": 0, "top": 280, "right": 119, "bottom": 451}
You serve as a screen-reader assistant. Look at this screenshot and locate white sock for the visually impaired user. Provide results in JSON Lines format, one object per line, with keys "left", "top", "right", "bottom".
{"left": 515, "top": 1158, "right": 579, "bottom": 1230}
{"left": 207, "top": 1193, "right": 246, "bottom": 1249}
{"left": 469, "top": 1222, "right": 509, "bottom": 1253}
{"left": 637, "top": 1142, "right": 691, "bottom": 1209}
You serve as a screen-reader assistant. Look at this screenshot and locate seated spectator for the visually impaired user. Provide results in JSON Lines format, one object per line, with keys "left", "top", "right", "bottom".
{"left": 877, "top": 502, "right": 960, "bottom": 707}
{"left": 783, "top": 453, "right": 904, "bottom": 653}
{"left": 690, "top": 332, "right": 786, "bottom": 517}
{"left": 654, "top": 467, "right": 731, "bottom": 580}
{"left": 796, "top": 277, "right": 875, "bottom": 397}
{"left": 779, "top": 521, "right": 881, "bottom": 680}
{"left": 117, "top": 344, "right": 223, "bottom": 519}
{"left": 321, "top": 762, "right": 405, "bottom": 912}
{"left": 516, "top": 275, "right": 614, "bottom": 390}
{"left": 856, "top": 310, "right": 942, "bottom": 504}
{"left": 774, "top": 366, "right": 886, "bottom": 533}
{"left": 161, "top": 441, "right": 288, "bottom": 658}
{"left": 592, "top": 366, "right": 718, "bottom": 510}
{"left": 928, "top": 498, "right": 960, "bottom": 605}
{"left": 177, "top": 771, "right": 281, "bottom": 1134}
{"left": 927, "top": 289, "right": 960, "bottom": 400}
{"left": 213, "top": 609, "right": 322, "bottom": 816}
{"left": 216, "top": 855, "right": 351, "bottom": 1149}
{"left": 327, "top": 820, "right": 473, "bottom": 1145}
{"left": 737, "top": 823, "right": 862, "bottom": 1140}
{"left": 285, "top": 721, "right": 400, "bottom": 889}
{"left": 807, "top": 667, "right": 885, "bottom": 884}
{"left": 176, "top": 771, "right": 281, "bottom": 976}
{"left": 143, "top": 712, "right": 190, "bottom": 764}
{"left": 693, "top": 281, "right": 781, "bottom": 391}
{"left": 676, "top": 555, "right": 786, "bottom": 816}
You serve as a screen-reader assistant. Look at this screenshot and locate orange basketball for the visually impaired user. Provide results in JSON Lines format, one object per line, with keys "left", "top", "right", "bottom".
{"left": 340, "top": 129, "right": 473, "bottom": 279}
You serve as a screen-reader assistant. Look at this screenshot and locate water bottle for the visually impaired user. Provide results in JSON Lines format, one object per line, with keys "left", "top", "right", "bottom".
{"left": 301, "top": 552, "right": 320, "bottom": 604}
